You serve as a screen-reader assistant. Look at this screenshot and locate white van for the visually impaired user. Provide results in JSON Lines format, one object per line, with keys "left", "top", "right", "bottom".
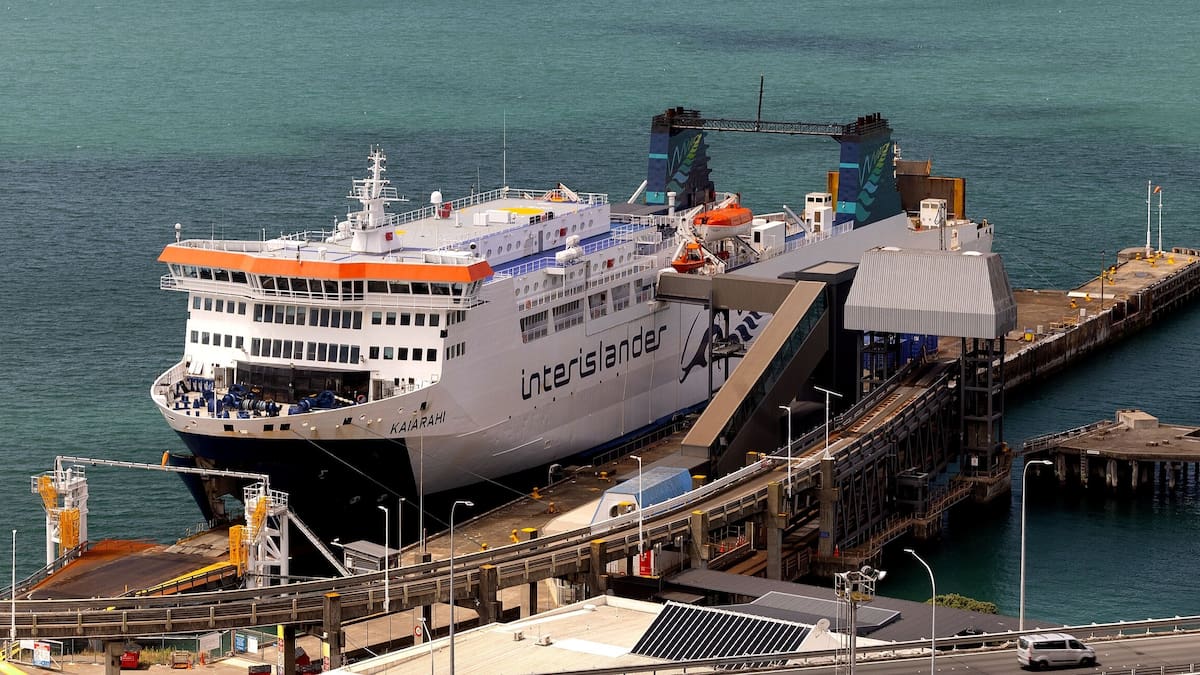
{"left": 1016, "top": 633, "right": 1096, "bottom": 669}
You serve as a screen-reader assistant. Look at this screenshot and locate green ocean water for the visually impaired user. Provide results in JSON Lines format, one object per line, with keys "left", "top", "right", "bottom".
{"left": 1, "top": 0, "right": 1199, "bottom": 625}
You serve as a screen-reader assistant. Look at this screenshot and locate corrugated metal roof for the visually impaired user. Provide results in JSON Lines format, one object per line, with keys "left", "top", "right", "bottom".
{"left": 844, "top": 249, "right": 1016, "bottom": 338}
{"left": 631, "top": 602, "right": 809, "bottom": 663}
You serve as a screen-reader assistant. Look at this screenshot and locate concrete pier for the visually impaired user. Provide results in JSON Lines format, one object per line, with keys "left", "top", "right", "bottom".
{"left": 1023, "top": 409, "right": 1200, "bottom": 494}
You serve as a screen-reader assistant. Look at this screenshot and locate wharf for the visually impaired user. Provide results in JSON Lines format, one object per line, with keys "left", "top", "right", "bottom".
{"left": 1021, "top": 409, "right": 1200, "bottom": 491}
{"left": 940, "top": 246, "right": 1200, "bottom": 390}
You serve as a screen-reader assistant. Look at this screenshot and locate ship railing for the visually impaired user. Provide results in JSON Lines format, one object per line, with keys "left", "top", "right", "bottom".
{"left": 396, "top": 186, "right": 609, "bottom": 231}
{"left": 1020, "top": 419, "right": 1120, "bottom": 456}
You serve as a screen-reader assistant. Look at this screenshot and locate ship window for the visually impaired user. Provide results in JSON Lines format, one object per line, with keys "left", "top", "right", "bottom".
{"left": 307, "top": 342, "right": 316, "bottom": 360}
{"left": 263, "top": 424, "right": 274, "bottom": 432}
{"left": 588, "top": 291, "right": 608, "bottom": 319}
{"left": 285, "top": 306, "right": 297, "bottom": 325}
{"left": 411, "top": 282, "right": 429, "bottom": 295}
{"left": 411, "top": 349, "right": 422, "bottom": 361}
{"left": 296, "top": 341, "right": 306, "bottom": 359}
{"left": 369, "top": 346, "right": 379, "bottom": 359}
{"left": 368, "top": 280, "right": 387, "bottom": 293}
{"left": 192, "top": 297, "right": 201, "bottom": 310}
{"left": 429, "top": 314, "right": 440, "bottom": 327}
{"left": 350, "top": 345, "right": 360, "bottom": 363}
{"left": 553, "top": 299, "right": 583, "bottom": 331}
{"left": 352, "top": 312, "right": 362, "bottom": 329}
{"left": 204, "top": 298, "right": 213, "bottom": 311}
{"left": 383, "top": 347, "right": 394, "bottom": 360}
{"left": 280, "top": 424, "right": 290, "bottom": 431}
{"left": 396, "top": 347, "right": 408, "bottom": 360}
{"left": 271, "top": 340, "right": 283, "bottom": 358}
{"left": 214, "top": 269, "right": 230, "bottom": 282}
{"left": 260, "top": 276, "right": 276, "bottom": 291}
{"left": 236, "top": 336, "right": 244, "bottom": 349}
{"left": 224, "top": 424, "right": 234, "bottom": 432}
{"left": 238, "top": 302, "right": 247, "bottom": 315}
{"left": 213, "top": 332, "right": 221, "bottom": 345}
{"left": 329, "top": 310, "right": 341, "bottom": 328}
{"left": 341, "top": 280, "right": 353, "bottom": 298}
{"left": 224, "top": 335, "right": 232, "bottom": 348}
{"left": 309, "top": 308, "right": 319, "bottom": 325}
{"left": 215, "top": 299, "right": 225, "bottom": 312}
{"left": 612, "top": 284, "right": 630, "bottom": 311}
{"left": 190, "top": 330, "right": 199, "bottom": 343}
{"left": 389, "top": 281, "right": 410, "bottom": 294}
{"left": 415, "top": 314, "right": 425, "bottom": 327}
{"left": 339, "top": 345, "right": 350, "bottom": 363}
{"left": 400, "top": 312, "right": 411, "bottom": 326}
{"left": 320, "top": 308, "right": 331, "bottom": 326}
{"left": 202, "top": 332, "right": 210, "bottom": 345}
{"left": 317, "top": 343, "right": 328, "bottom": 361}
{"left": 372, "top": 312, "right": 382, "bottom": 325}
{"left": 251, "top": 338, "right": 261, "bottom": 356}
{"left": 232, "top": 272, "right": 248, "bottom": 284}
{"left": 283, "top": 340, "right": 293, "bottom": 358}
{"left": 274, "top": 305, "right": 285, "bottom": 323}
{"left": 277, "top": 277, "right": 292, "bottom": 292}
{"left": 341, "top": 311, "right": 352, "bottom": 329}
{"left": 431, "top": 283, "right": 450, "bottom": 296}
{"left": 199, "top": 268, "right": 213, "bottom": 280}
{"left": 226, "top": 301, "right": 235, "bottom": 314}
{"left": 426, "top": 348, "right": 437, "bottom": 362}
{"left": 323, "top": 280, "right": 338, "bottom": 295}
{"left": 386, "top": 312, "right": 396, "bottom": 326}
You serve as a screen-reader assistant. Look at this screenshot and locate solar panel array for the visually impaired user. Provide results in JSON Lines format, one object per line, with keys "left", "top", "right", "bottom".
{"left": 631, "top": 602, "right": 810, "bottom": 665}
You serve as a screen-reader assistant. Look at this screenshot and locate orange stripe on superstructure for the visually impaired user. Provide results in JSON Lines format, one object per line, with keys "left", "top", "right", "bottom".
{"left": 158, "top": 245, "right": 493, "bottom": 282}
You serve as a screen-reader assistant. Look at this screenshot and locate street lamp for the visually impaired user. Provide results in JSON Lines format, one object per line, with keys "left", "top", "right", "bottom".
{"left": 629, "top": 455, "right": 644, "bottom": 556}
{"left": 1020, "top": 459, "right": 1054, "bottom": 631}
{"left": 833, "top": 565, "right": 886, "bottom": 675}
{"left": 449, "top": 499, "right": 473, "bottom": 675}
{"left": 10, "top": 529, "right": 15, "bottom": 645}
{"left": 418, "top": 616, "right": 434, "bottom": 675}
{"left": 377, "top": 505, "right": 390, "bottom": 613}
{"left": 814, "top": 385, "right": 843, "bottom": 459}
{"left": 397, "top": 497, "right": 405, "bottom": 567}
{"left": 778, "top": 405, "right": 793, "bottom": 497}
{"left": 904, "top": 548, "right": 936, "bottom": 675}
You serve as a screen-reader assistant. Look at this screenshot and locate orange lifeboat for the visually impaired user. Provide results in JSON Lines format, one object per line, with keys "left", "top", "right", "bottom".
{"left": 693, "top": 204, "right": 753, "bottom": 242}
{"left": 671, "top": 241, "right": 707, "bottom": 273}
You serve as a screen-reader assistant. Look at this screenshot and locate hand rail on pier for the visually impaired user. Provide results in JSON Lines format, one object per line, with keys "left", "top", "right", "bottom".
{"left": 1020, "top": 419, "right": 1120, "bottom": 456}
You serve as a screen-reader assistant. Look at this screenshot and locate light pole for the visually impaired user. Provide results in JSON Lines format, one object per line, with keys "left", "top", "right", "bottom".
{"left": 10, "top": 529, "right": 15, "bottom": 645}
{"left": 397, "top": 497, "right": 405, "bottom": 567}
{"left": 814, "top": 385, "right": 843, "bottom": 459}
{"left": 629, "top": 455, "right": 644, "bottom": 556}
{"left": 418, "top": 616, "right": 433, "bottom": 675}
{"left": 1100, "top": 250, "right": 1106, "bottom": 311}
{"left": 778, "top": 405, "right": 793, "bottom": 497}
{"left": 1020, "top": 458, "right": 1053, "bottom": 631}
{"left": 904, "top": 548, "right": 936, "bottom": 675}
{"left": 833, "top": 565, "right": 886, "bottom": 675}
{"left": 377, "top": 505, "right": 390, "bottom": 613}
{"left": 449, "top": 499, "right": 473, "bottom": 675}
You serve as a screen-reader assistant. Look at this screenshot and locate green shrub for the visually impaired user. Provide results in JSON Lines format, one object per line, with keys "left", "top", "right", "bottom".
{"left": 927, "top": 593, "right": 998, "bottom": 614}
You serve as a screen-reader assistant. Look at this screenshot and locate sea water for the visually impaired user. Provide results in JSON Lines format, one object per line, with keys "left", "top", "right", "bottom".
{"left": 1, "top": 0, "right": 1198, "bottom": 625}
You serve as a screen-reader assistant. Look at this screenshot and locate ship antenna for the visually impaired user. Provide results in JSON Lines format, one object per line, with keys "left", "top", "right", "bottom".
{"left": 502, "top": 110, "right": 507, "bottom": 188}
{"left": 755, "top": 74, "right": 764, "bottom": 131}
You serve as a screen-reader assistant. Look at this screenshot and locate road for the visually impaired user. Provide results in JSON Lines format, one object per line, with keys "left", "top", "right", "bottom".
{"left": 785, "top": 633, "right": 1200, "bottom": 674}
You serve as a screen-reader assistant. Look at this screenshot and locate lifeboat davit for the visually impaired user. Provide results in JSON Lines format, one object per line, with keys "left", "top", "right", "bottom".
{"left": 671, "top": 241, "right": 707, "bottom": 273}
{"left": 693, "top": 205, "right": 753, "bottom": 242}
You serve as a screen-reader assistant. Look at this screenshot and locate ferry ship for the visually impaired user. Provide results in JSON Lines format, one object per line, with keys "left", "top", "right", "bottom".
{"left": 151, "top": 110, "right": 993, "bottom": 544}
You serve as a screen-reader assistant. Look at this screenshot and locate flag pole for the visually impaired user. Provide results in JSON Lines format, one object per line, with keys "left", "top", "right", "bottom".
{"left": 1145, "top": 180, "right": 1152, "bottom": 258}
{"left": 1156, "top": 186, "right": 1163, "bottom": 254}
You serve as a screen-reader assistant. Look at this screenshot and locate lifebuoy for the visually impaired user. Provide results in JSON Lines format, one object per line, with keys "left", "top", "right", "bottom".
{"left": 356, "top": 394, "right": 366, "bottom": 404}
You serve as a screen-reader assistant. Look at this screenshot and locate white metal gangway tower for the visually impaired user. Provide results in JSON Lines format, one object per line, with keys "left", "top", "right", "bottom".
{"left": 29, "top": 455, "right": 349, "bottom": 589}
